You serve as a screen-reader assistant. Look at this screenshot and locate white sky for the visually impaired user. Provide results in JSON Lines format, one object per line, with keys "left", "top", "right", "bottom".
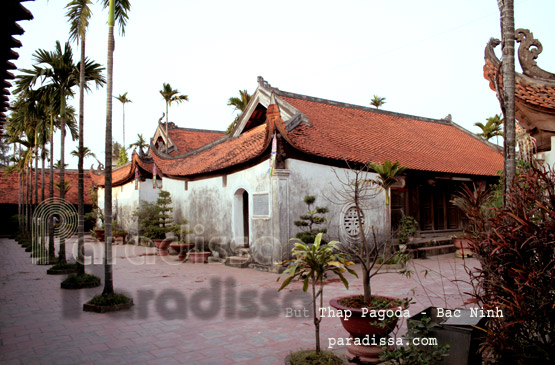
{"left": 11, "top": 0, "right": 555, "bottom": 169}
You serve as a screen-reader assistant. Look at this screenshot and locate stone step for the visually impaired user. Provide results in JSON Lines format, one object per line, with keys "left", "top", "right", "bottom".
{"left": 225, "top": 256, "right": 250, "bottom": 268}
{"left": 409, "top": 243, "right": 456, "bottom": 259}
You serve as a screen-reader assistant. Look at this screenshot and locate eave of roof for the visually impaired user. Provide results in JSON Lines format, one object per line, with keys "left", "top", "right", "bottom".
{"left": 90, "top": 152, "right": 154, "bottom": 187}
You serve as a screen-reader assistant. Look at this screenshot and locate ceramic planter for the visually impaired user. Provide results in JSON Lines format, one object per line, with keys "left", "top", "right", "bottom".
{"left": 113, "top": 232, "right": 127, "bottom": 244}
{"left": 330, "top": 295, "right": 405, "bottom": 363}
{"left": 154, "top": 239, "right": 171, "bottom": 256}
{"left": 170, "top": 243, "right": 195, "bottom": 261}
{"left": 94, "top": 229, "right": 105, "bottom": 242}
{"left": 188, "top": 251, "right": 211, "bottom": 263}
{"left": 452, "top": 237, "right": 473, "bottom": 258}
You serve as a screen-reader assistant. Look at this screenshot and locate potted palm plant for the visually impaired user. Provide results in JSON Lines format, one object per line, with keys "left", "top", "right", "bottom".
{"left": 328, "top": 162, "right": 411, "bottom": 363}
{"left": 278, "top": 233, "right": 355, "bottom": 364}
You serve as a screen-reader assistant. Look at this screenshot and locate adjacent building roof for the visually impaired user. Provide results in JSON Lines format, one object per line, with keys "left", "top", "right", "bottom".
{"left": 483, "top": 29, "right": 555, "bottom": 152}
{"left": 89, "top": 151, "right": 155, "bottom": 187}
{"left": 280, "top": 94, "right": 503, "bottom": 175}
{"left": 0, "top": 169, "right": 94, "bottom": 205}
{"left": 0, "top": 0, "right": 33, "bottom": 130}
{"left": 94, "top": 77, "right": 504, "bottom": 187}
{"left": 167, "top": 127, "right": 226, "bottom": 156}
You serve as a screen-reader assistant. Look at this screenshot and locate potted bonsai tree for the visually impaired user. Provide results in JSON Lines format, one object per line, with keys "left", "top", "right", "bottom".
{"left": 294, "top": 195, "right": 329, "bottom": 244}
{"left": 134, "top": 190, "right": 179, "bottom": 255}
{"left": 169, "top": 219, "right": 195, "bottom": 261}
{"left": 329, "top": 162, "right": 410, "bottom": 363}
{"left": 278, "top": 233, "right": 356, "bottom": 364}
{"left": 397, "top": 215, "right": 419, "bottom": 251}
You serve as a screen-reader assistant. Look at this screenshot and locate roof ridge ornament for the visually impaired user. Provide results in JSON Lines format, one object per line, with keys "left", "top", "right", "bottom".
{"left": 257, "top": 76, "right": 279, "bottom": 93}
{"left": 515, "top": 28, "right": 555, "bottom": 80}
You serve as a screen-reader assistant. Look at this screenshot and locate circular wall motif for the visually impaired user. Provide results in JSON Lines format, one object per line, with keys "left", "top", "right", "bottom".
{"left": 343, "top": 206, "right": 364, "bottom": 238}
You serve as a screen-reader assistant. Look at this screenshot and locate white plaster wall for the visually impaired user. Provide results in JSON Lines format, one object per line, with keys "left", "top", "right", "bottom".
{"left": 97, "top": 179, "right": 158, "bottom": 236}
{"left": 161, "top": 160, "right": 275, "bottom": 264}
{"left": 538, "top": 136, "right": 555, "bottom": 169}
{"left": 285, "top": 159, "right": 387, "bottom": 245}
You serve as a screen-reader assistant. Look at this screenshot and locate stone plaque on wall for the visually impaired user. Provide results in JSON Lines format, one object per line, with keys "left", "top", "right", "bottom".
{"left": 253, "top": 193, "right": 269, "bottom": 216}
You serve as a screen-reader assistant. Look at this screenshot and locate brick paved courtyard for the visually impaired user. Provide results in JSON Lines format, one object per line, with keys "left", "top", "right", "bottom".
{"left": 0, "top": 237, "right": 478, "bottom": 364}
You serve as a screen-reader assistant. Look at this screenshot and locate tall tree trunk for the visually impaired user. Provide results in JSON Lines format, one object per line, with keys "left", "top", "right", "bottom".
{"left": 41, "top": 150, "right": 45, "bottom": 202}
{"left": 41, "top": 148, "right": 46, "bottom": 252}
{"left": 122, "top": 104, "right": 125, "bottom": 147}
{"left": 77, "top": 34, "right": 86, "bottom": 276}
{"left": 499, "top": 0, "right": 516, "bottom": 199}
{"left": 103, "top": 0, "right": 115, "bottom": 296}
{"left": 58, "top": 99, "right": 67, "bottom": 264}
{"left": 17, "top": 144, "right": 22, "bottom": 231}
{"left": 165, "top": 102, "right": 169, "bottom": 146}
{"left": 34, "top": 138, "right": 38, "bottom": 249}
{"left": 48, "top": 115, "right": 55, "bottom": 262}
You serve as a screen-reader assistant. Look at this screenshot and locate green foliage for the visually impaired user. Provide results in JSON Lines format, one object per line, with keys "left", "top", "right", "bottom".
{"left": 474, "top": 114, "right": 503, "bottom": 142}
{"left": 294, "top": 195, "right": 329, "bottom": 244}
{"left": 380, "top": 315, "right": 450, "bottom": 364}
{"left": 453, "top": 163, "right": 555, "bottom": 363}
{"left": 134, "top": 189, "right": 179, "bottom": 239}
{"left": 278, "top": 233, "right": 357, "bottom": 354}
{"left": 288, "top": 350, "right": 344, "bottom": 365}
{"left": 87, "top": 293, "right": 131, "bottom": 306}
{"left": 370, "top": 160, "right": 407, "bottom": 197}
{"left": 50, "top": 263, "right": 78, "bottom": 271}
{"left": 370, "top": 95, "right": 386, "bottom": 109}
{"left": 62, "top": 273, "right": 100, "bottom": 286}
{"left": 397, "top": 216, "right": 419, "bottom": 244}
{"left": 226, "top": 89, "right": 252, "bottom": 134}
{"left": 116, "top": 146, "right": 129, "bottom": 166}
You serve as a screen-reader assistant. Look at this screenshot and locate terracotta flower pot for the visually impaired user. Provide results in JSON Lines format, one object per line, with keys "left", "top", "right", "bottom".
{"left": 170, "top": 243, "right": 195, "bottom": 261}
{"left": 154, "top": 239, "right": 171, "bottom": 256}
{"left": 330, "top": 295, "right": 406, "bottom": 364}
{"left": 94, "top": 229, "right": 105, "bottom": 242}
{"left": 188, "top": 251, "right": 211, "bottom": 263}
{"left": 453, "top": 237, "right": 473, "bottom": 258}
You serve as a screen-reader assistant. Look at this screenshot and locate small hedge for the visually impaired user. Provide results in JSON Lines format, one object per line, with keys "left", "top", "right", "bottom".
{"left": 87, "top": 293, "right": 132, "bottom": 306}
{"left": 62, "top": 274, "right": 100, "bottom": 286}
{"left": 288, "top": 350, "right": 343, "bottom": 365}
{"left": 50, "top": 263, "right": 78, "bottom": 271}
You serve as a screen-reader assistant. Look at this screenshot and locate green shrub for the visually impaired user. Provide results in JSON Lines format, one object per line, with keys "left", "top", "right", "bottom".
{"left": 87, "top": 293, "right": 132, "bottom": 306}
{"left": 288, "top": 350, "right": 343, "bottom": 365}
{"left": 294, "top": 195, "right": 329, "bottom": 244}
{"left": 62, "top": 274, "right": 100, "bottom": 286}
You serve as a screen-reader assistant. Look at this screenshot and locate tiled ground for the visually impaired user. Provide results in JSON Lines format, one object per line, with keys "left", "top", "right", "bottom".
{"left": 0, "top": 237, "right": 479, "bottom": 364}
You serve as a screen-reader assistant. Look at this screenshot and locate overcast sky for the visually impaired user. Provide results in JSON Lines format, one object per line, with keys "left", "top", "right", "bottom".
{"left": 11, "top": 0, "right": 555, "bottom": 169}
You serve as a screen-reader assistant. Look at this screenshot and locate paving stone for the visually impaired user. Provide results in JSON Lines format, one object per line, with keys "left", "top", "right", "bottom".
{"left": 0, "top": 237, "right": 479, "bottom": 364}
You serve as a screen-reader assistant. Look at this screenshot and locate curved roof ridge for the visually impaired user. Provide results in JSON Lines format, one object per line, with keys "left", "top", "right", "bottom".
{"left": 275, "top": 90, "right": 452, "bottom": 125}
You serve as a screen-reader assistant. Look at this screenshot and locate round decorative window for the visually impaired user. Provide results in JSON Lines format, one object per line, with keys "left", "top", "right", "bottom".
{"left": 343, "top": 206, "right": 364, "bottom": 238}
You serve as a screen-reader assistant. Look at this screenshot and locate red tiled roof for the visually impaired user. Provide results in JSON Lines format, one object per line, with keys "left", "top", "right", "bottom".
{"left": 90, "top": 152, "right": 154, "bottom": 187}
{"left": 151, "top": 123, "right": 272, "bottom": 177}
{"left": 484, "top": 58, "right": 555, "bottom": 110}
{"left": 0, "top": 169, "right": 94, "bottom": 205}
{"left": 167, "top": 128, "right": 225, "bottom": 156}
{"left": 282, "top": 95, "right": 503, "bottom": 176}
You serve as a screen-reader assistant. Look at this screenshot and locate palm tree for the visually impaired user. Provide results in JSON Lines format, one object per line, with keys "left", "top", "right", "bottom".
{"left": 101, "top": 0, "right": 131, "bottom": 296}
{"left": 369, "top": 160, "right": 407, "bottom": 255}
{"left": 15, "top": 41, "right": 104, "bottom": 264}
{"left": 474, "top": 114, "right": 503, "bottom": 144}
{"left": 370, "top": 95, "right": 386, "bottom": 109}
{"left": 226, "top": 89, "right": 251, "bottom": 134}
{"left": 160, "top": 82, "right": 188, "bottom": 140}
{"left": 114, "top": 92, "right": 132, "bottom": 146}
{"left": 129, "top": 133, "right": 148, "bottom": 155}
{"left": 498, "top": 0, "right": 516, "bottom": 197}
{"left": 66, "top": 0, "right": 94, "bottom": 275}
